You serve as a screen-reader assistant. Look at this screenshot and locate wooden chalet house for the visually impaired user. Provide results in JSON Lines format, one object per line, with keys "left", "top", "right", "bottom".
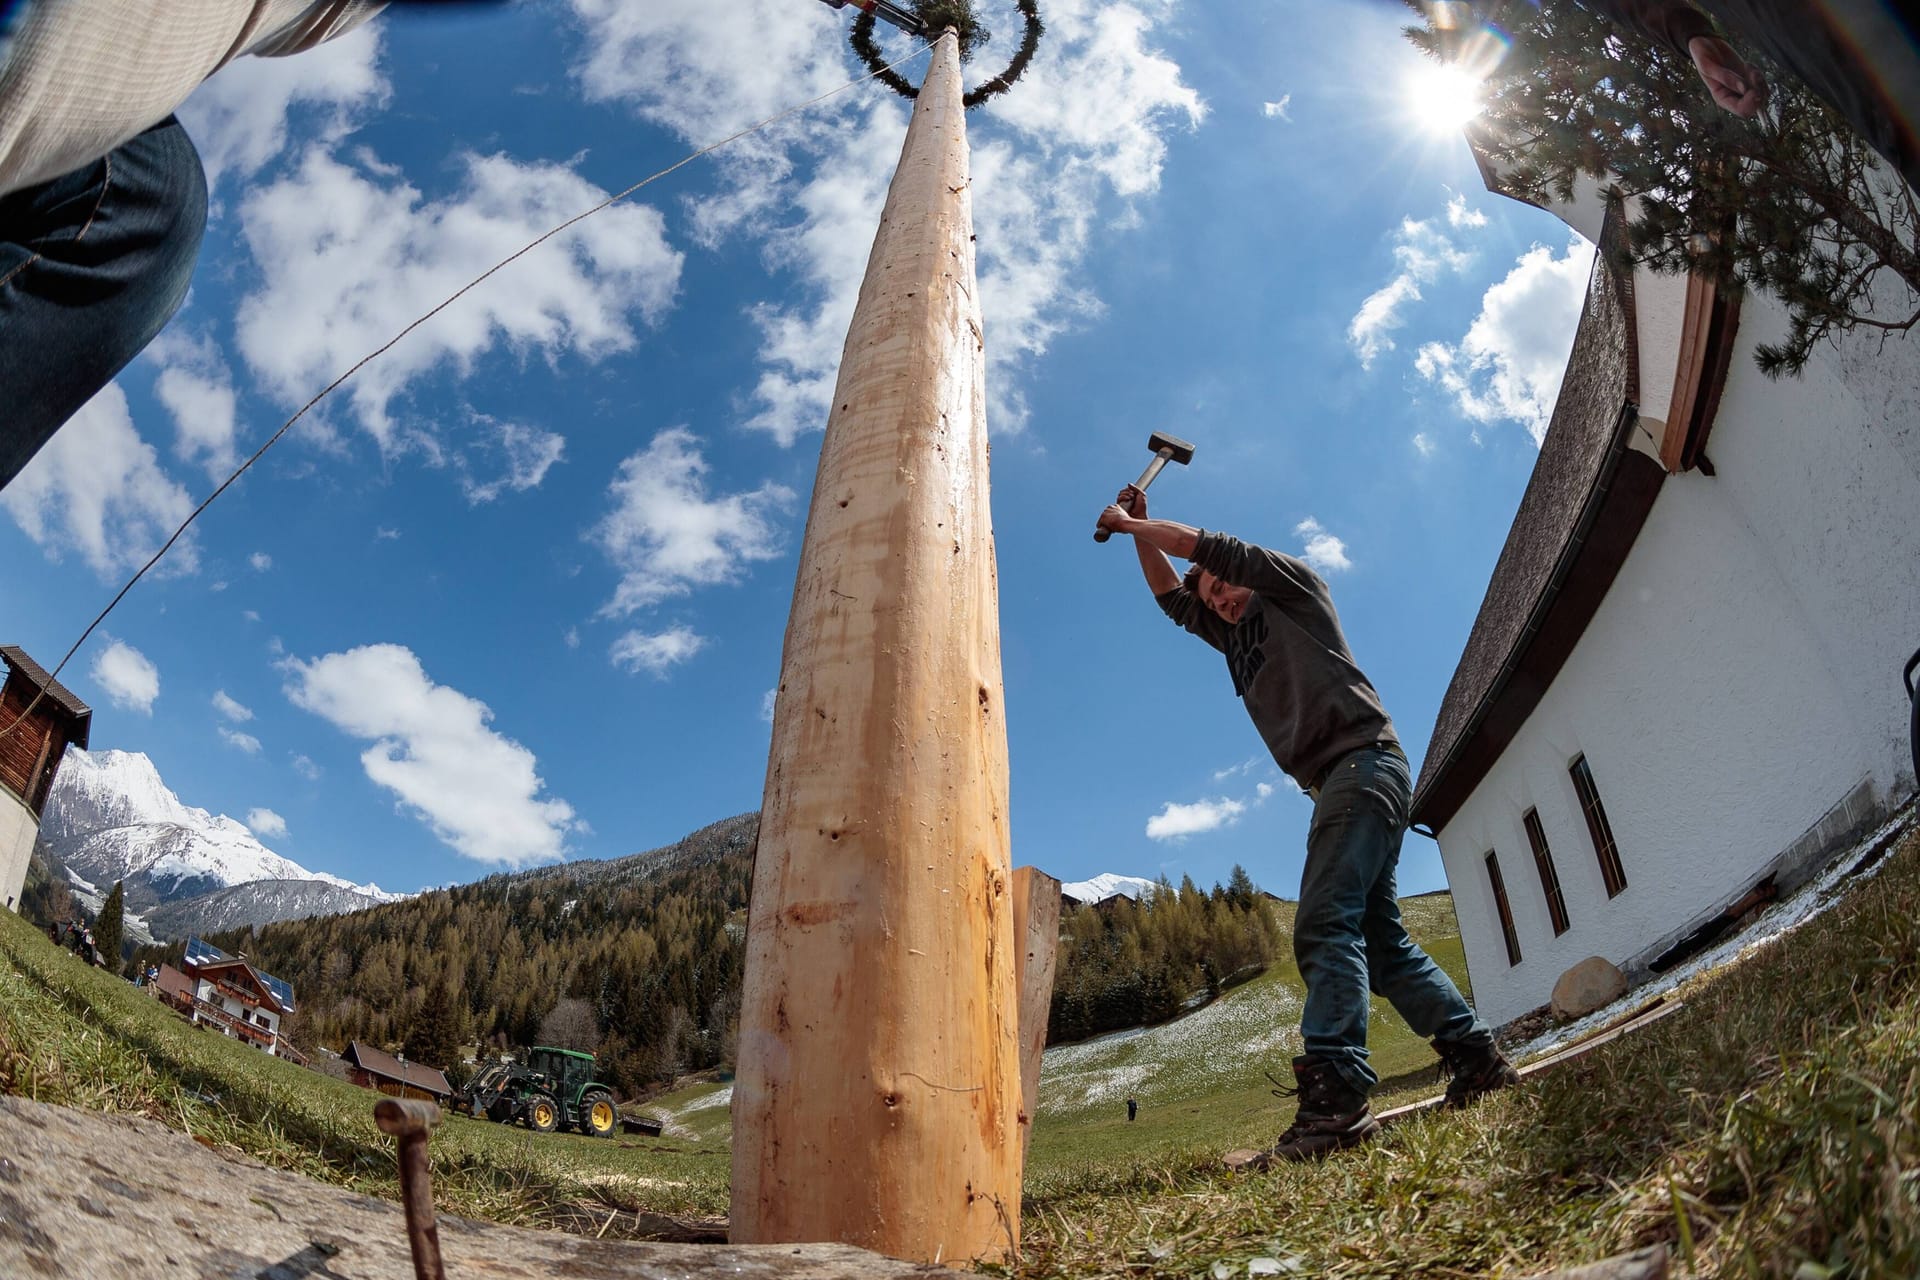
{"left": 344, "top": 1041, "right": 453, "bottom": 1103}
{"left": 157, "top": 937, "right": 303, "bottom": 1061}
{"left": 0, "top": 646, "right": 91, "bottom": 914}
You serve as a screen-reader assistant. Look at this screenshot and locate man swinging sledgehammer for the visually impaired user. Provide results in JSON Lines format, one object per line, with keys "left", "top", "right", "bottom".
{"left": 1096, "top": 483, "right": 1518, "bottom": 1162}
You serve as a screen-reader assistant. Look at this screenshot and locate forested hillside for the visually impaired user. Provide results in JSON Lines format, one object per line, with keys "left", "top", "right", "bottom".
{"left": 135, "top": 814, "right": 758, "bottom": 1096}
{"left": 1047, "top": 869, "right": 1284, "bottom": 1043}
{"left": 131, "top": 812, "right": 1295, "bottom": 1094}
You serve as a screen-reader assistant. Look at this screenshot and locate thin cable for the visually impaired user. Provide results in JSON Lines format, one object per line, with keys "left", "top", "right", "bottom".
{"left": 2, "top": 38, "right": 937, "bottom": 743}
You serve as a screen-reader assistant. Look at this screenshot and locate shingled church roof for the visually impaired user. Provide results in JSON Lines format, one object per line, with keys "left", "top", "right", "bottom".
{"left": 1412, "top": 203, "right": 1660, "bottom": 828}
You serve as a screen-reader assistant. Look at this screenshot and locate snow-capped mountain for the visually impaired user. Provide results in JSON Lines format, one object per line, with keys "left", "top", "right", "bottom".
{"left": 35, "top": 748, "right": 401, "bottom": 922}
{"left": 1059, "top": 872, "right": 1163, "bottom": 905}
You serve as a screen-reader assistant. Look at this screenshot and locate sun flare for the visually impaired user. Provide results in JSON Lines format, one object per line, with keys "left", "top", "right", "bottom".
{"left": 1405, "top": 62, "right": 1486, "bottom": 134}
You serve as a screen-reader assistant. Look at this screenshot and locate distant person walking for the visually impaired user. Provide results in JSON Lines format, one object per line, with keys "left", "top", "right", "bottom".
{"left": 1098, "top": 485, "right": 1519, "bottom": 1162}
{"left": 1126, "top": 1096, "right": 1138, "bottom": 1122}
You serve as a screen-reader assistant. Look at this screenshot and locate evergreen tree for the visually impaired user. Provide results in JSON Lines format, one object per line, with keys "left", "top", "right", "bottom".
{"left": 1226, "top": 864, "right": 1257, "bottom": 910}
{"left": 95, "top": 879, "right": 125, "bottom": 973}
{"left": 404, "top": 975, "right": 459, "bottom": 1070}
{"left": 1409, "top": 0, "right": 1920, "bottom": 375}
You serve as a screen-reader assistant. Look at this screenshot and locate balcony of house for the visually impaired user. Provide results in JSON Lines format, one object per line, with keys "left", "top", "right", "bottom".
{"left": 188, "top": 996, "right": 278, "bottom": 1051}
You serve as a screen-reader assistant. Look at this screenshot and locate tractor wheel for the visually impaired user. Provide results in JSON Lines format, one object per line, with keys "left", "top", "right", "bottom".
{"left": 526, "top": 1094, "right": 560, "bottom": 1133}
{"left": 582, "top": 1090, "right": 618, "bottom": 1139}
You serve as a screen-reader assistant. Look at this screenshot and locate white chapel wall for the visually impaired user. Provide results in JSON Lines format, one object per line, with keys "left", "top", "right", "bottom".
{"left": 0, "top": 791, "right": 37, "bottom": 911}
{"left": 1438, "top": 280, "right": 1920, "bottom": 1026}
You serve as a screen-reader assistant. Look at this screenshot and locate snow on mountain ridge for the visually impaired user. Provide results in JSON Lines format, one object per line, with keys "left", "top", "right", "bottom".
{"left": 1059, "top": 872, "right": 1162, "bottom": 904}
{"left": 40, "top": 748, "right": 401, "bottom": 903}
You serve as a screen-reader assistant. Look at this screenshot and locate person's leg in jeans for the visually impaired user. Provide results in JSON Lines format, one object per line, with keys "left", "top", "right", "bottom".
{"left": 0, "top": 114, "right": 207, "bottom": 490}
{"left": 1293, "top": 746, "right": 1417, "bottom": 1094}
{"left": 1361, "top": 842, "right": 1488, "bottom": 1048}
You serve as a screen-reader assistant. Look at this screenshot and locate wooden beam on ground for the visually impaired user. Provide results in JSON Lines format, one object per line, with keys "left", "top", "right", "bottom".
{"left": 731, "top": 30, "right": 1021, "bottom": 1265}
{"left": 0, "top": 1096, "right": 971, "bottom": 1280}
{"left": 1011, "top": 866, "right": 1060, "bottom": 1168}
{"left": 1374, "top": 997, "right": 1686, "bottom": 1125}
{"left": 1222, "top": 998, "right": 1686, "bottom": 1169}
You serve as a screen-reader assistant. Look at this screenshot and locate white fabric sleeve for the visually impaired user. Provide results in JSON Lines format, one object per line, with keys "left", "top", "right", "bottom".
{"left": 0, "top": 1, "right": 384, "bottom": 196}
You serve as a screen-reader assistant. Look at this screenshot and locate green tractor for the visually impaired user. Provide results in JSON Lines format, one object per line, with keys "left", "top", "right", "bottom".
{"left": 454, "top": 1045, "right": 619, "bottom": 1138}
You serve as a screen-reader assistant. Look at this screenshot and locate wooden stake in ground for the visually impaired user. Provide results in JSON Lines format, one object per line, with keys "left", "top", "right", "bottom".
{"left": 730, "top": 30, "right": 1020, "bottom": 1264}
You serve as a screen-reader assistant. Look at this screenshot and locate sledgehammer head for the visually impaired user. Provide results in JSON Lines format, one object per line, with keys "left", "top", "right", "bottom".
{"left": 1094, "top": 431, "right": 1197, "bottom": 541}
{"left": 1146, "top": 431, "right": 1195, "bottom": 467}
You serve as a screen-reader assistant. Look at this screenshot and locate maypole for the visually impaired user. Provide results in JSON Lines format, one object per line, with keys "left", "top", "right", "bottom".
{"left": 730, "top": 21, "right": 1027, "bottom": 1265}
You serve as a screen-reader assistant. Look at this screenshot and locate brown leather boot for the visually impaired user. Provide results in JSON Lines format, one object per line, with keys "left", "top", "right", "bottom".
{"left": 1253, "top": 1055, "right": 1381, "bottom": 1165}
{"left": 1433, "top": 1036, "right": 1521, "bottom": 1108}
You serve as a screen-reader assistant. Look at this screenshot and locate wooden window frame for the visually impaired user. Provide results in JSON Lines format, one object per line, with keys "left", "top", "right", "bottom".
{"left": 1485, "top": 851, "right": 1522, "bottom": 967}
{"left": 1570, "top": 754, "right": 1629, "bottom": 897}
{"left": 1523, "top": 808, "right": 1571, "bottom": 935}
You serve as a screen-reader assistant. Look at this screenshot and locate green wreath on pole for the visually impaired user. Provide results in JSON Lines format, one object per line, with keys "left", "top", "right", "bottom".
{"left": 851, "top": 0, "right": 1045, "bottom": 108}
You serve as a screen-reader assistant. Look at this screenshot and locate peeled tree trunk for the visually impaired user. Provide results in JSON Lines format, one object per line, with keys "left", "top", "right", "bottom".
{"left": 730, "top": 31, "right": 1021, "bottom": 1265}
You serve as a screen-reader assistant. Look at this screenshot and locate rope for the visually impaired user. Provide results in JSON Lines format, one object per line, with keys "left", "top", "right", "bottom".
{"left": 0, "top": 39, "right": 936, "bottom": 744}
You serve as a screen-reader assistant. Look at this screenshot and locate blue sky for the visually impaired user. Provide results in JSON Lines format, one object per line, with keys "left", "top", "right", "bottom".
{"left": 1, "top": 0, "right": 1595, "bottom": 899}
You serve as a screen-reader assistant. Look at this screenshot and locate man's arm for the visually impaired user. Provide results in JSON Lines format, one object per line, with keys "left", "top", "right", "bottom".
{"left": 1099, "top": 485, "right": 1185, "bottom": 593}
{"left": 1577, "top": 0, "right": 1767, "bottom": 117}
{"left": 1099, "top": 487, "right": 1230, "bottom": 652}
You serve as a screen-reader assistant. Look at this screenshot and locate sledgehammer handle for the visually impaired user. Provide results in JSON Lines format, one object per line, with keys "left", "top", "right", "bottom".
{"left": 1094, "top": 451, "right": 1173, "bottom": 542}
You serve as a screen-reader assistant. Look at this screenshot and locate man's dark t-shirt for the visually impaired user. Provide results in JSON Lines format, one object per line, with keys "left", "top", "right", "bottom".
{"left": 1157, "top": 531, "right": 1398, "bottom": 792}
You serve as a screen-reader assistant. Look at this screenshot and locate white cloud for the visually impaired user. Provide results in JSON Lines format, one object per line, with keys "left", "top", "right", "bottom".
{"left": 458, "top": 414, "right": 566, "bottom": 504}
{"left": 566, "top": 0, "right": 1204, "bottom": 445}
{"left": 246, "top": 807, "right": 289, "bottom": 840}
{"left": 1446, "top": 193, "right": 1488, "bottom": 229}
{"left": 1262, "top": 95, "right": 1292, "bottom": 121}
{"left": 610, "top": 626, "right": 707, "bottom": 677}
{"left": 220, "top": 726, "right": 264, "bottom": 754}
{"left": 283, "top": 643, "right": 577, "bottom": 867}
{"left": 1347, "top": 214, "right": 1475, "bottom": 368}
{"left": 291, "top": 753, "right": 323, "bottom": 781}
{"left": 1294, "top": 516, "right": 1352, "bottom": 573}
{"left": 375, "top": 526, "right": 401, "bottom": 540}
{"left": 212, "top": 690, "right": 254, "bottom": 722}
{"left": 1146, "top": 796, "right": 1246, "bottom": 841}
{"left": 91, "top": 640, "right": 160, "bottom": 714}
{"left": 1211, "top": 755, "right": 1265, "bottom": 782}
{"left": 564, "top": 627, "right": 581, "bottom": 650}
{"left": 179, "top": 23, "right": 387, "bottom": 189}
{"left": 1416, "top": 234, "right": 1595, "bottom": 444}
{"left": 0, "top": 384, "right": 199, "bottom": 579}
{"left": 760, "top": 687, "right": 778, "bottom": 722}
{"left": 234, "top": 148, "right": 683, "bottom": 449}
{"left": 244, "top": 609, "right": 262, "bottom": 623}
{"left": 249, "top": 552, "right": 272, "bottom": 572}
{"left": 592, "top": 427, "right": 793, "bottom": 615}
{"left": 1412, "top": 431, "right": 1438, "bottom": 457}
{"left": 142, "top": 326, "right": 248, "bottom": 482}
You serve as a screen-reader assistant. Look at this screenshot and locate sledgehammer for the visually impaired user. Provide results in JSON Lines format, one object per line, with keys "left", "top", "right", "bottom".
{"left": 1094, "top": 431, "right": 1195, "bottom": 541}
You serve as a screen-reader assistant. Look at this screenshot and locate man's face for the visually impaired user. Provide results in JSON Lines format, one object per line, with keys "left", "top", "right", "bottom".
{"left": 1196, "top": 570, "right": 1253, "bottom": 625}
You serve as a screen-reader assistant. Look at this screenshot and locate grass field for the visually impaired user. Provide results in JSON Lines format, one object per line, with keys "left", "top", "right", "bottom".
{"left": 0, "top": 887, "right": 1466, "bottom": 1232}
{"left": 0, "top": 906, "right": 732, "bottom": 1229}
{"left": 6, "top": 832, "right": 1918, "bottom": 1277}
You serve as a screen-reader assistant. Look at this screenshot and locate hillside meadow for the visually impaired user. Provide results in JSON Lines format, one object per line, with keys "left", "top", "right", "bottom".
{"left": 5, "top": 827, "right": 1918, "bottom": 1276}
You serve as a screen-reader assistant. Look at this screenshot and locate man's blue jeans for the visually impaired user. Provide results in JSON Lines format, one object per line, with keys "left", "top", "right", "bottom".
{"left": 1296, "top": 745, "right": 1490, "bottom": 1093}
{"left": 0, "top": 114, "right": 207, "bottom": 490}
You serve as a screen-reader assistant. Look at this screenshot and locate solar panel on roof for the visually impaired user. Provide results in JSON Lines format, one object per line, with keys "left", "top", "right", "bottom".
{"left": 182, "top": 936, "right": 294, "bottom": 1012}
{"left": 184, "top": 936, "right": 229, "bottom": 967}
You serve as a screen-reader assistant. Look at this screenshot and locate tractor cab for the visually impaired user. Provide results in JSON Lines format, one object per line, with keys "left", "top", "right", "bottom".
{"left": 527, "top": 1045, "right": 595, "bottom": 1098}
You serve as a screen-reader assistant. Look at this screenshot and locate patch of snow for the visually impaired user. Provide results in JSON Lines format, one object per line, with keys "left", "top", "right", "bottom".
{"left": 1040, "top": 977, "right": 1302, "bottom": 1114}
{"left": 1511, "top": 804, "right": 1915, "bottom": 1062}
